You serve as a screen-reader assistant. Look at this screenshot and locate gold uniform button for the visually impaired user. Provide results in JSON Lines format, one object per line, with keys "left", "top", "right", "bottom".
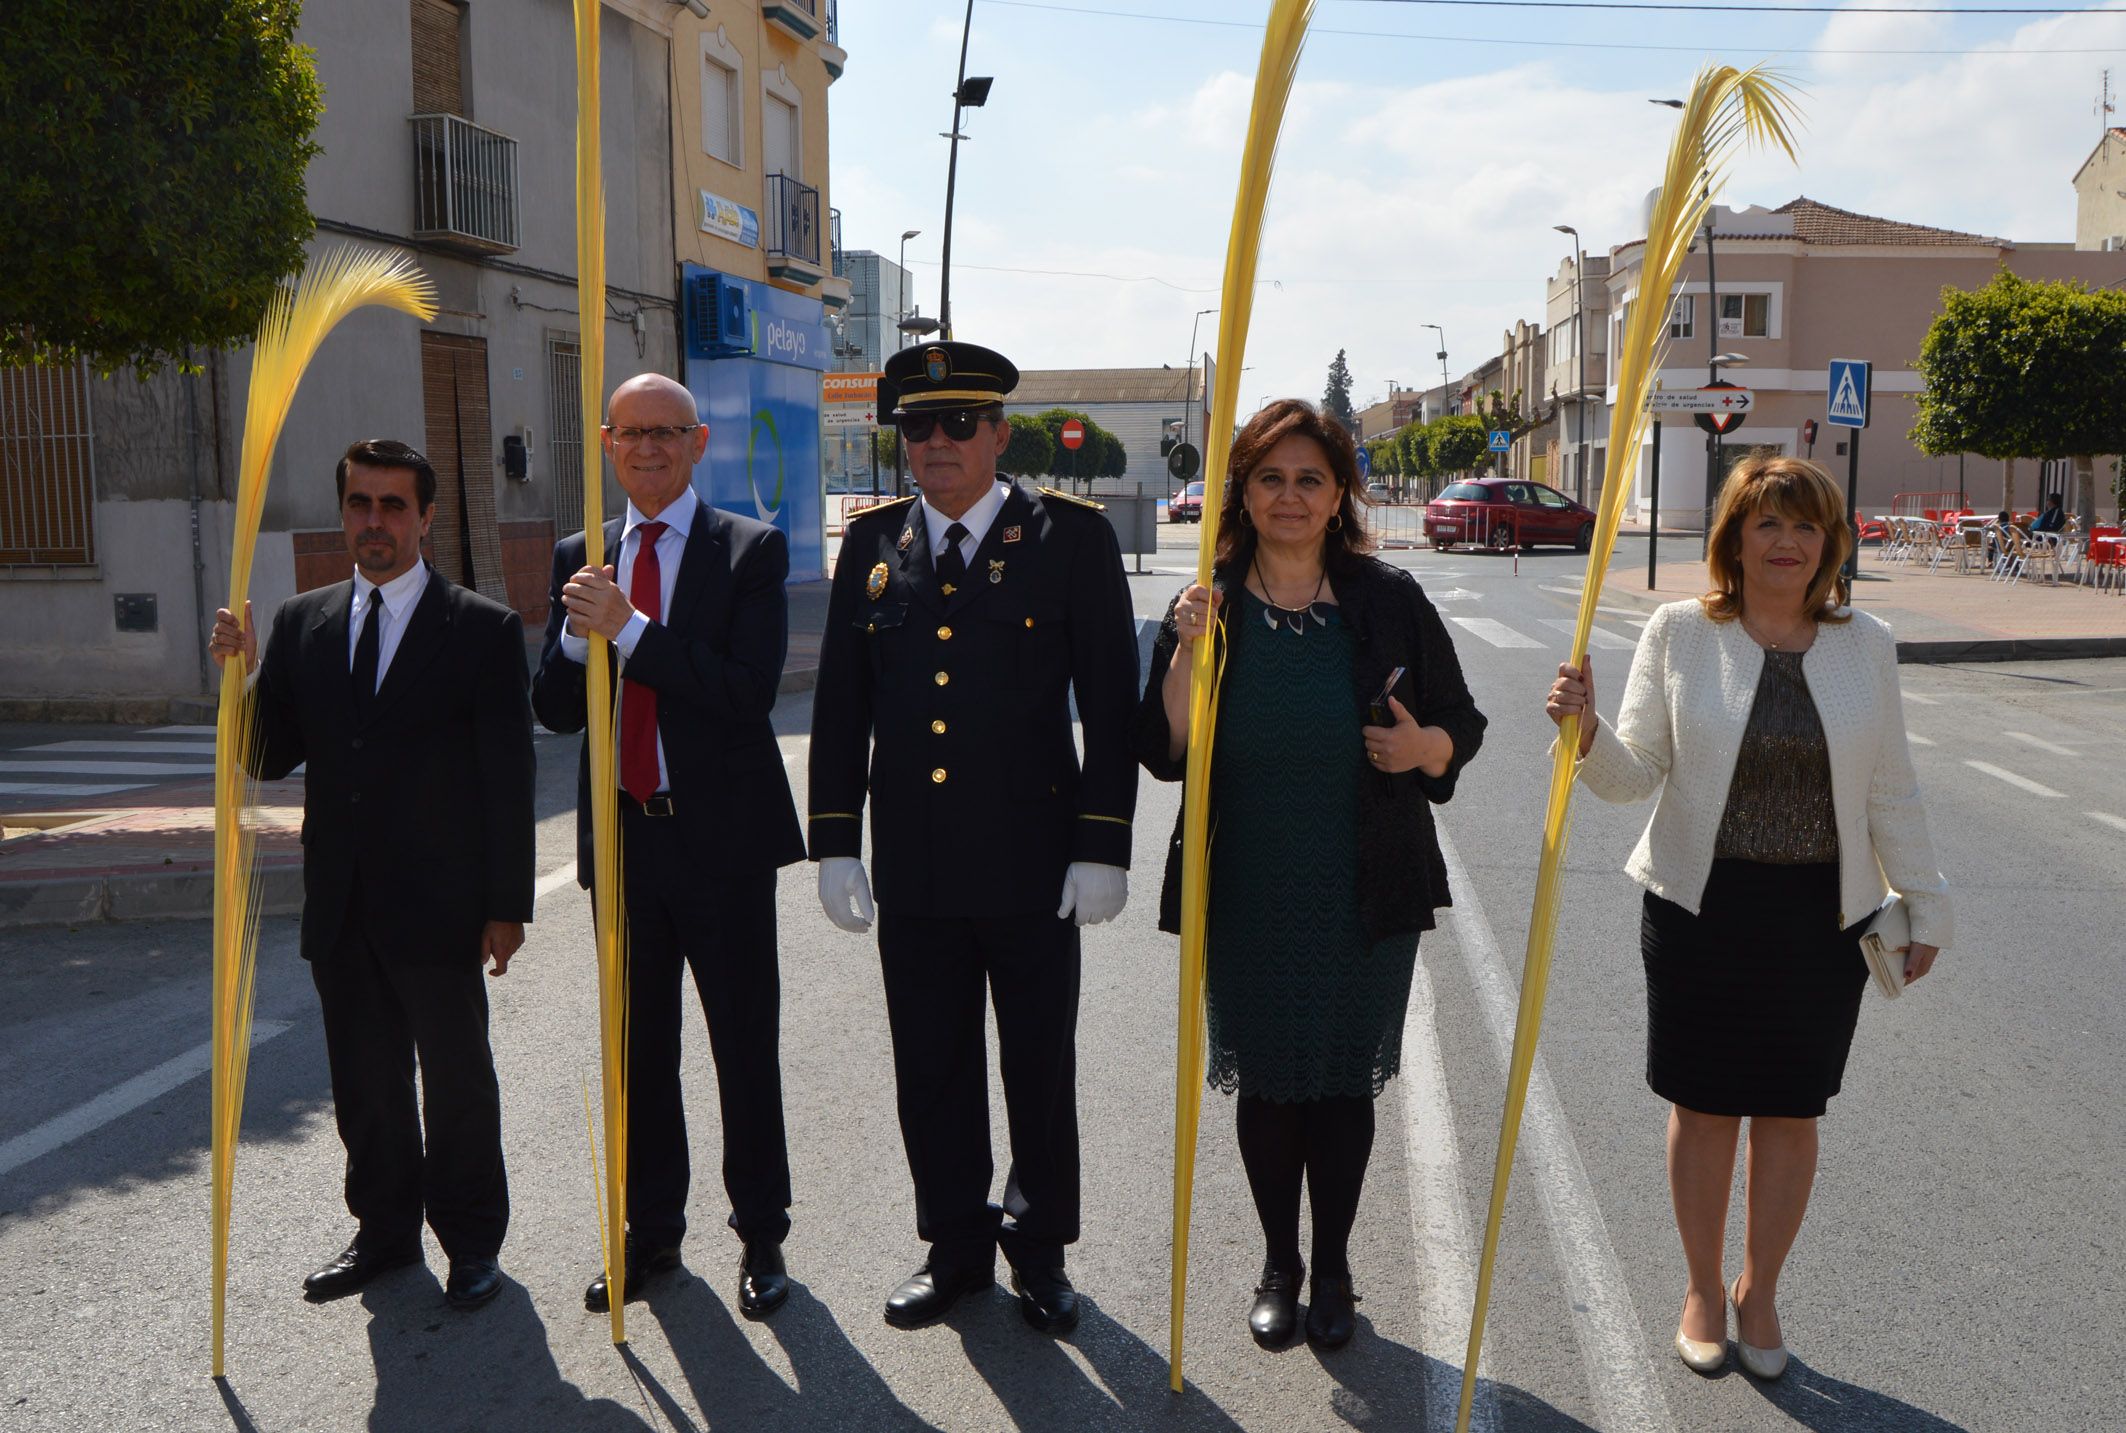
{"left": 934, "top": 671, "right": 949, "bottom": 686}
{"left": 1024, "top": 617, "right": 1034, "bottom": 628}
{"left": 931, "top": 720, "right": 947, "bottom": 734}
{"left": 937, "top": 625, "right": 953, "bottom": 640}
{"left": 931, "top": 767, "right": 948, "bottom": 784}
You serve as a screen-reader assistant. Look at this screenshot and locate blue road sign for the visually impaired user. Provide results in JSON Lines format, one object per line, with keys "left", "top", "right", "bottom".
{"left": 1487, "top": 429, "right": 1512, "bottom": 452}
{"left": 1827, "top": 359, "right": 1871, "bottom": 429}
{"left": 1355, "top": 445, "right": 1372, "bottom": 477}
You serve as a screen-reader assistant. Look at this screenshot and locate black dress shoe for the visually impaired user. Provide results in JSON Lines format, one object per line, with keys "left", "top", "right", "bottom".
{"left": 1305, "top": 1269, "right": 1361, "bottom": 1349}
{"left": 1247, "top": 1258, "right": 1305, "bottom": 1349}
{"left": 737, "top": 1241, "right": 789, "bottom": 1319}
{"left": 585, "top": 1238, "right": 682, "bottom": 1313}
{"left": 302, "top": 1241, "right": 421, "bottom": 1302}
{"left": 1009, "top": 1265, "right": 1080, "bottom": 1336}
{"left": 884, "top": 1261, "right": 994, "bottom": 1329}
{"left": 445, "top": 1257, "right": 504, "bottom": 1311}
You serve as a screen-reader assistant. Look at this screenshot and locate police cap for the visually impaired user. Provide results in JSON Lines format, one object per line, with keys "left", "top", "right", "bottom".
{"left": 883, "top": 341, "right": 1019, "bottom": 415}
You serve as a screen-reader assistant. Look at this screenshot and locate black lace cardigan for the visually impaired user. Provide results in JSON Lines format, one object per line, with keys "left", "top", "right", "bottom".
{"left": 1130, "top": 555, "right": 1486, "bottom": 942}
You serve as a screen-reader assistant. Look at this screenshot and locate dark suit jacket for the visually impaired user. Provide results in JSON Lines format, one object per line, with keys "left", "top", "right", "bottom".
{"left": 531, "top": 504, "right": 805, "bottom": 883}
{"left": 807, "top": 480, "right": 1140, "bottom": 919}
{"left": 245, "top": 572, "right": 537, "bottom": 966}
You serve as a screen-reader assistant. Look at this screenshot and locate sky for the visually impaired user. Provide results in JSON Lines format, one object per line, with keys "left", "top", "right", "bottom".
{"left": 824, "top": 0, "right": 2126, "bottom": 413}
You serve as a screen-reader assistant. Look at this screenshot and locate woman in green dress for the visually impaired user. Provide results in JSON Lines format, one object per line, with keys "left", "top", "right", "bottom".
{"left": 1133, "top": 399, "right": 1486, "bottom": 1349}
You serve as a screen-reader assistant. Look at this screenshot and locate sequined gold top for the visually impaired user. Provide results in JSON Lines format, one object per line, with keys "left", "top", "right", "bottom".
{"left": 1713, "top": 648, "right": 1840, "bottom": 864}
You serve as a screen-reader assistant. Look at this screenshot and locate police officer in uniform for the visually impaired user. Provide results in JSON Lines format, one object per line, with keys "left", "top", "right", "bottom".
{"left": 809, "top": 341, "right": 1140, "bottom": 1336}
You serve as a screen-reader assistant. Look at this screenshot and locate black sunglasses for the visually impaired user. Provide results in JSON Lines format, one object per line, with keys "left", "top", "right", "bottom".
{"left": 898, "top": 409, "right": 992, "bottom": 443}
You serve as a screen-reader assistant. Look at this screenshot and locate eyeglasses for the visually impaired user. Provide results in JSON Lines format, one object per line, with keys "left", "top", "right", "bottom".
{"left": 603, "top": 423, "right": 702, "bottom": 445}
{"left": 898, "top": 409, "right": 992, "bottom": 444}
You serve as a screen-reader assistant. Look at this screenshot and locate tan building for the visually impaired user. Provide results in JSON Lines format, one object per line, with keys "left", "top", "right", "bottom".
{"left": 2072, "top": 127, "right": 2126, "bottom": 251}
{"left": 1498, "top": 318, "right": 1553, "bottom": 485}
{"left": 1603, "top": 197, "right": 2126, "bottom": 529}
{"left": 1545, "top": 250, "right": 1611, "bottom": 505}
{"left": 1354, "top": 385, "right": 1427, "bottom": 441}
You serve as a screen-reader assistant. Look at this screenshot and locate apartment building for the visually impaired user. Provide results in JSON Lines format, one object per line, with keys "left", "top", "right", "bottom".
{"left": 2, "top": 0, "right": 682, "bottom": 709}
{"left": 1545, "top": 249, "right": 1612, "bottom": 505}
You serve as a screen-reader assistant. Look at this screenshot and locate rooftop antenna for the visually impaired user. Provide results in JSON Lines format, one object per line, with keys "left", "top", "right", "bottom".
{"left": 2101, "top": 68, "right": 2116, "bottom": 138}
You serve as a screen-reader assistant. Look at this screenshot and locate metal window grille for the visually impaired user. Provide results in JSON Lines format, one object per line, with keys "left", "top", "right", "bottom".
{"left": 1, "top": 360, "right": 97, "bottom": 566}
{"left": 411, "top": 113, "right": 520, "bottom": 253}
{"left": 546, "top": 335, "right": 586, "bottom": 536}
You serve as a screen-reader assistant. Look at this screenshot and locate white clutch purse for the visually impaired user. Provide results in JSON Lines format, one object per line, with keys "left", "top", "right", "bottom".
{"left": 1859, "top": 897, "right": 1909, "bottom": 1000}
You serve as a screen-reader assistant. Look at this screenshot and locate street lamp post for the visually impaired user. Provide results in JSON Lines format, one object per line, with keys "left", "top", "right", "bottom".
{"left": 936, "top": 0, "right": 992, "bottom": 342}
{"left": 1555, "top": 225, "right": 1588, "bottom": 505}
{"left": 1423, "top": 324, "right": 1448, "bottom": 499}
{"left": 1181, "top": 307, "right": 1216, "bottom": 470}
{"left": 897, "top": 229, "right": 920, "bottom": 353}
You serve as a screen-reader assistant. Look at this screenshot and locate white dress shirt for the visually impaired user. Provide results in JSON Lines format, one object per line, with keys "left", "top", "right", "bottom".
{"left": 921, "top": 479, "right": 1010, "bottom": 567}
{"left": 348, "top": 560, "right": 431, "bottom": 692}
{"left": 560, "top": 485, "right": 698, "bottom": 794}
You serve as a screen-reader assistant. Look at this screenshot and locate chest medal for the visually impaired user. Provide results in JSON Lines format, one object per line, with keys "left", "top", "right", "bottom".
{"left": 866, "top": 562, "right": 889, "bottom": 600}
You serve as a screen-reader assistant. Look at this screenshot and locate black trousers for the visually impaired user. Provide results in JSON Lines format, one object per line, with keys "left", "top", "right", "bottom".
{"left": 621, "top": 805, "right": 791, "bottom": 1248}
{"left": 877, "top": 909, "right": 1080, "bottom": 1274}
{"left": 310, "top": 916, "right": 508, "bottom": 1261}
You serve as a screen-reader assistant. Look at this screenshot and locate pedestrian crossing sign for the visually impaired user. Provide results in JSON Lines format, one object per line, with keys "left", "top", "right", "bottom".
{"left": 1826, "top": 359, "right": 1870, "bottom": 429}
{"left": 1487, "top": 429, "right": 1512, "bottom": 452}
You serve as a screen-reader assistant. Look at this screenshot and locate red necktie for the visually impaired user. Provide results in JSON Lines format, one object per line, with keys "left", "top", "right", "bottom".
{"left": 620, "top": 520, "right": 668, "bottom": 803}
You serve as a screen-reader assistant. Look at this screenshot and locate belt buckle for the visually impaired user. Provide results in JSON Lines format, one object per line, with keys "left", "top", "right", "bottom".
{"left": 641, "top": 794, "right": 676, "bottom": 817}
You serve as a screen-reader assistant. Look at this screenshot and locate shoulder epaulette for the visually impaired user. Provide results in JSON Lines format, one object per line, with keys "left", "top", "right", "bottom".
{"left": 846, "top": 495, "right": 917, "bottom": 520}
{"left": 1038, "top": 487, "right": 1106, "bottom": 512}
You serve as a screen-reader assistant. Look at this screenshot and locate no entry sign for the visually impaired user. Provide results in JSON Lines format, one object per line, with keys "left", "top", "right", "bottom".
{"left": 1059, "top": 419, "right": 1086, "bottom": 451}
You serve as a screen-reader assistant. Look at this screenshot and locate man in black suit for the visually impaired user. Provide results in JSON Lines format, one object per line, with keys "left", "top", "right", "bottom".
{"left": 210, "top": 438, "right": 534, "bottom": 1312}
{"left": 809, "top": 341, "right": 1140, "bottom": 1336}
{"left": 532, "top": 372, "right": 805, "bottom": 1319}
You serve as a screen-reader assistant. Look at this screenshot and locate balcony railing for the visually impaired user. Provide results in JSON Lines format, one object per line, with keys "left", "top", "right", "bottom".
{"left": 764, "top": 172, "right": 821, "bottom": 280}
{"left": 411, "top": 113, "right": 519, "bottom": 254}
{"left": 762, "top": 0, "right": 821, "bottom": 42}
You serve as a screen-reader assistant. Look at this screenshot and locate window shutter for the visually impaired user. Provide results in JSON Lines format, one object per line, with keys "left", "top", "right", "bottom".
{"left": 411, "top": 0, "right": 463, "bottom": 116}
{"left": 703, "top": 59, "right": 733, "bottom": 163}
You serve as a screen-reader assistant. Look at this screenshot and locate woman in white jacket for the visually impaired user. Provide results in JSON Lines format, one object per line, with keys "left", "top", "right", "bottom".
{"left": 1546, "top": 456, "right": 1950, "bottom": 1381}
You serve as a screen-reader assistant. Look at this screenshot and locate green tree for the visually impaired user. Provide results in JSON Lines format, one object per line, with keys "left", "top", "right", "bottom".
{"left": 1322, "top": 349, "right": 1357, "bottom": 432}
{"left": 1029, "top": 407, "right": 1120, "bottom": 485}
{"left": 1911, "top": 269, "right": 2126, "bottom": 518}
{"left": 1, "top": 2, "right": 324, "bottom": 377}
{"left": 999, "top": 414, "right": 1055, "bottom": 478}
{"left": 1427, "top": 414, "right": 1491, "bottom": 478}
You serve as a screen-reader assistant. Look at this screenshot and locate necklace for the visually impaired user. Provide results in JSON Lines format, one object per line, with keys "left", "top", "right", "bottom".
{"left": 1251, "top": 554, "right": 1329, "bottom": 634}
{"left": 1741, "top": 612, "right": 1812, "bottom": 651}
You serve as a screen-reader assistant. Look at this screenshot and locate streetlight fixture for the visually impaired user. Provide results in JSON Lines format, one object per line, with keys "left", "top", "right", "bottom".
{"left": 897, "top": 229, "right": 921, "bottom": 355}
{"left": 936, "top": 0, "right": 992, "bottom": 342}
{"left": 1423, "top": 323, "right": 1449, "bottom": 417}
{"left": 1554, "top": 224, "right": 1590, "bottom": 504}
{"left": 1180, "top": 307, "right": 1217, "bottom": 472}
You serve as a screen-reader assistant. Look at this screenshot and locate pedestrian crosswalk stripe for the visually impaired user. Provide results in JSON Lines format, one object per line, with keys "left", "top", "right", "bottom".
{"left": 1539, "top": 619, "right": 1637, "bottom": 651}
{"left": 25, "top": 741, "right": 217, "bottom": 756}
{"left": 1448, "top": 617, "right": 1545, "bottom": 649}
{"left": 0, "top": 782, "right": 151, "bottom": 797}
{"left": 144, "top": 725, "right": 219, "bottom": 736}
{"left": 0, "top": 760, "right": 216, "bottom": 777}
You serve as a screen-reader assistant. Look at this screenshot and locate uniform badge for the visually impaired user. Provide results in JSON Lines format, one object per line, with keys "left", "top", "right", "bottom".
{"left": 1002, "top": 525, "right": 1021, "bottom": 544}
{"left": 866, "top": 562, "right": 888, "bottom": 600}
{"left": 987, "top": 559, "right": 1006, "bottom": 585}
{"left": 925, "top": 348, "right": 950, "bottom": 384}
{"left": 941, "top": 583, "right": 957, "bottom": 596}
{"left": 897, "top": 526, "right": 913, "bottom": 551}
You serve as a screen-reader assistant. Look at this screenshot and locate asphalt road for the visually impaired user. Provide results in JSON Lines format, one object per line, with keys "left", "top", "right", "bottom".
{"left": 4, "top": 525, "right": 2122, "bottom": 1431}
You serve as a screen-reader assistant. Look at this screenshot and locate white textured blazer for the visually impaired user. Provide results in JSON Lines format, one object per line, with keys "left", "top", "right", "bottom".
{"left": 1574, "top": 599, "right": 1954, "bottom": 948}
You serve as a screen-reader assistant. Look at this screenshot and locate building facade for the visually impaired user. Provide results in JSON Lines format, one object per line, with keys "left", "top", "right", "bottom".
{"left": 2072, "top": 128, "right": 2126, "bottom": 251}
{"left": 1545, "top": 250, "right": 1612, "bottom": 506}
{"left": 1003, "top": 367, "right": 1200, "bottom": 495}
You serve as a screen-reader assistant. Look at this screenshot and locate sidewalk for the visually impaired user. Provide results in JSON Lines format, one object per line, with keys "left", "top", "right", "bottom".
{"left": 1598, "top": 539, "right": 2126, "bottom": 662}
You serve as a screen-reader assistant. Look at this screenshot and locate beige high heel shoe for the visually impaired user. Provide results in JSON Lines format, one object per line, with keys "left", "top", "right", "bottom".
{"left": 1729, "top": 1275, "right": 1788, "bottom": 1380}
{"left": 1673, "top": 1287, "right": 1727, "bottom": 1375}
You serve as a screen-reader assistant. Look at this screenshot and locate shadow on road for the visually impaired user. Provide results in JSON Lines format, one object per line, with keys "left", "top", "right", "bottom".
{"left": 359, "top": 1275, "right": 649, "bottom": 1432}
{"left": 1746, "top": 1358, "right": 1970, "bottom": 1432}
{"left": 643, "top": 1273, "right": 939, "bottom": 1431}
{"left": 958, "top": 1295, "right": 1247, "bottom": 1431}
{"left": 1305, "top": 1310, "right": 1599, "bottom": 1432}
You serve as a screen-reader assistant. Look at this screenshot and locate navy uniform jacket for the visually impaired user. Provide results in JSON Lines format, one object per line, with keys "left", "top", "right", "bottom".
{"left": 807, "top": 478, "right": 1140, "bottom": 918}
{"left": 244, "top": 574, "right": 537, "bottom": 966}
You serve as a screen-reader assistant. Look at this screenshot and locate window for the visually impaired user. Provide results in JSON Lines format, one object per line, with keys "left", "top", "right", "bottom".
{"left": 1535, "top": 486, "right": 1572, "bottom": 509}
{"left": 2, "top": 360, "right": 97, "bottom": 566}
{"left": 410, "top": 0, "right": 464, "bottom": 117}
{"left": 1718, "top": 293, "right": 1770, "bottom": 338}
{"left": 700, "top": 27, "right": 743, "bottom": 167}
{"left": 545, "top": 334, "right": 584, "bottom": 536}
{"left": 763, "top": 92, "right": 798, "bottom": 180}
{"left": 1440, "top": 483, "right": 1487, "bottom": 501}
{"left": 1551, "top": 321, "right": 1575, "bottom": 366}
{"left": 1668, "top": 295, "right": 1694, "bottom": 340}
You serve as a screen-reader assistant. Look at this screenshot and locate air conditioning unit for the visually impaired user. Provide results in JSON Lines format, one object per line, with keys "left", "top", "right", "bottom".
{"left": 2103, "top": 235, "right": 2126, "bottom": 252}
{"left": 684, "top": 273, "right": 752, "bottom": 359}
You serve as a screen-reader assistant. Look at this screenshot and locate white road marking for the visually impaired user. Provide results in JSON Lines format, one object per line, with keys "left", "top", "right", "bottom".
{"left": 0, "top": 1021, "right": 292, "bottom": 1179}
{"left": 2086, "top": 811, "right": 2126, "bottom": 834}
{"left": 1539, "top": 619, "right": 1637, "bottom": 651}
{"left": 1434, "top": 824, "right": 1676, "bottom": 1433}
{"left": 1907, "top": 733, "right": 1936, "bottom": 747}
{"left": 1536, "top": 584, "right": 1585, "bottom": 597}
{"left": 534, "top": 864, "right": 579, "bottom": 902}
{"left": 1449, "top": 617, "right": 1544, "bottom": 650}
{"left": 1902, "top": 691, "right": 1942, "bottom": 706}
{"left": 0, "top": 760, "right": 215, "bottom": 777}
{"left": 144, "top": 725, "right": 220, "bottom": 736}
{"left": 2003, "top": 731, "right": 2076, "bottom": 758}
{"left": 1401, "top": 956, "right": 1497, "bottom": 1433}
{"left": 0, "top": 783, "right": 149, "bottom": 797}
{"left": 24, "top": 740, "right": 217, "bottom": 755}
{"left": 1431, "top": 588, "right": 1484, "bottom": 602}
{"left": 1963, "top": 760, "right": 2065, "bottom": 798}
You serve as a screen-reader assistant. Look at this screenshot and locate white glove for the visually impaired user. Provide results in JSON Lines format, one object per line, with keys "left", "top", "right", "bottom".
{"left": 817, "top": 856, "right": 876, "bottom": 934}
{"left": 1057, "top": 862, "right": 1128, "bottom": 926}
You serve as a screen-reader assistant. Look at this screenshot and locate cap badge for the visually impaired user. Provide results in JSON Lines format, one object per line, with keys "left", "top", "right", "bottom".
{"left": 866, "top": 562, "right": 888, "bottom": 600}
{"left": 925, "top": 348, "right": 950, "bottom": 384}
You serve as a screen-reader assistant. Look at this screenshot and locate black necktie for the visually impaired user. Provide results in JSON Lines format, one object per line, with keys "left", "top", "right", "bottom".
{"left": 937, "top": 521, "right": 969, "bottom": 594}
{"left": 353, "top": 588, "right": 383, "bottom": 717}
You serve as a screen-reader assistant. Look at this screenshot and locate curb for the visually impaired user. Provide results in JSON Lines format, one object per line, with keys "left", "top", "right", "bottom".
{"left": 1895, "top": 636, "right": 2126, "bottom": 665}
{"left": 0, "top": 864, "right": 304, "bottom": 930}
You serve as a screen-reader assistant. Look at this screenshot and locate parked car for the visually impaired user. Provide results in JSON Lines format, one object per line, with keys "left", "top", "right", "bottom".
{"left": 1169, "top": 480, "right": 1206, "bottom": 523}
{"left": 1365, "top": 481, "right": 1395, "bottom": 504}
{"left": 1424, "top": 478, "right": 1596, "bottom": 552}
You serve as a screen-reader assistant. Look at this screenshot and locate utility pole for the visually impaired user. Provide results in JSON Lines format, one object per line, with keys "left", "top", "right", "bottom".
{"left": 936, "top": 1, "right": 992, "bottom": 342}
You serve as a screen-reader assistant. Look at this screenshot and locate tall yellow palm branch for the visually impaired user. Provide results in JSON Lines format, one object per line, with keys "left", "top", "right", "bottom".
{"left": 211, "top": 245, "right": 437, "bottom": 1376}
{"left": 1170, "top": 0, "right": 1318, "bottom": 1393}
{"left": 1453, "top": 62, "right": 1800, "bottom": 1433}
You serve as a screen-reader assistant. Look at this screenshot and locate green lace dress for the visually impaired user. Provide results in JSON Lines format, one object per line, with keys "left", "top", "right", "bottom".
{"left": 1203, "top": 590, "right": 1422, "bottom": 1103}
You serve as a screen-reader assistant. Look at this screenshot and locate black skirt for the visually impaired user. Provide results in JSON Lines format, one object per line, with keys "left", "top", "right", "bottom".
{"left": 1641, "top": 859, "right": 1869, "bottom": 1118}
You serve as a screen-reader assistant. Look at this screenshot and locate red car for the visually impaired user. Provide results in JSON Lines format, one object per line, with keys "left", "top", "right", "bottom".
{"left": 1169, "top": 480, "right": 1205, "bottom": 523}
{"left": 1425, "top": 479, "right": 1596, "bottom": 552}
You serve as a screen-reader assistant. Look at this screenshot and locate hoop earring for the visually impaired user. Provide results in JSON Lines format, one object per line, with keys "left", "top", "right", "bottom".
{"left": 1239, "top": 509, "right": 1254, "bottom": 527}
{"left": 1327, "top": 513, "right": 1343, "bottom": 532}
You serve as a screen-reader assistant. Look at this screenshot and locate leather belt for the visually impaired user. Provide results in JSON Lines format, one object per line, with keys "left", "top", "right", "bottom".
{"left": 623, "top": 792, "right": 677, "bottom": 818}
